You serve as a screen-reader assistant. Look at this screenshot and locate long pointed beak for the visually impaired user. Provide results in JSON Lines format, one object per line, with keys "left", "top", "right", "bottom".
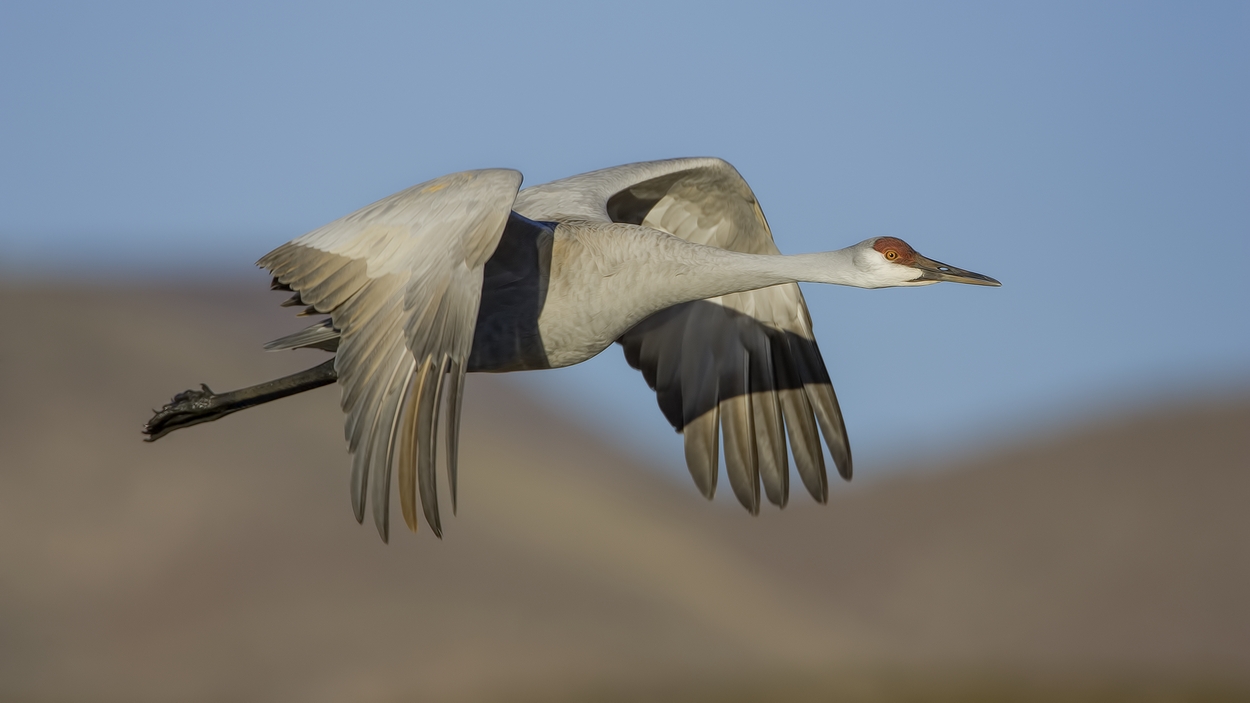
{"left": 912, "top": 253, "right": 1001, "bottom": 287}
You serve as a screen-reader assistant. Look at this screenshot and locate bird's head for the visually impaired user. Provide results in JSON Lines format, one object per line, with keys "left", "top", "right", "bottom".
{"left": 851, "top": 237, "right": 1001, "bottom": 288}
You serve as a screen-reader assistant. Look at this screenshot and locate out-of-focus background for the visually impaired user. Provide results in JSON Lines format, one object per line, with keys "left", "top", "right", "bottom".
{"left": 1, "top": 2, "right": 1247, "bottom": 701}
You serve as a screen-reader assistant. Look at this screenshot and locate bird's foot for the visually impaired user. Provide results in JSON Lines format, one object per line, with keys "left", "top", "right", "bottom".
{"left": 143, "top": 384, "right": 239, "bottom": 442}
{"left": 142, "top": 361, "right": 338, "bottom": 444}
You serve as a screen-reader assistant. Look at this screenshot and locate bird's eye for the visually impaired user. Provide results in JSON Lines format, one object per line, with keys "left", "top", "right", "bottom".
{"left": 885, "top": 250, "right": 899, "bottom": 261}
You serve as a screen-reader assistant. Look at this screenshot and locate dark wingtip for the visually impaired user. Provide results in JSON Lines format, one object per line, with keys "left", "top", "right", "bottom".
{"left": 832, "top": 441, "right": 853, "bottom": 482}
{"left": 692, "top": 473, "right": 716, "bottom": 501}
{"left": 422, "top": 501, "right": 442, "bottom": 539}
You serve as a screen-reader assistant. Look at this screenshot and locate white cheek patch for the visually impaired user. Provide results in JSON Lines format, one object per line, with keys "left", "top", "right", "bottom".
{"left": 888, "top": 263, "right": 932, "bottom": 286}
{"left": 847, "top": 242, "right": 937, "bottom": 288}
{"left": 867, "top": 255, "right": 927, "bottom": 288}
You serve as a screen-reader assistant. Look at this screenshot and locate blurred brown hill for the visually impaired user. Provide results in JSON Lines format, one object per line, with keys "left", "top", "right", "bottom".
{"left": 1, "top": 283, "right": 1247, "bottom": 702}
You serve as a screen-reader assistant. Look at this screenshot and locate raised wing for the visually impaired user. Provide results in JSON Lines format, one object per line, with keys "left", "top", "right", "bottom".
{"left": 259, "top": 169, "right": 522, "bottom": 541}
{"left": 517, "top": 158, "right": 850, "bottom": 513}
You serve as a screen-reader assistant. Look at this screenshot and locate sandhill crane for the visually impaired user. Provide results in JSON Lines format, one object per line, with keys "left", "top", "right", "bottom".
{"left": 144, "top": 158, "right": 999, "bottom": 541}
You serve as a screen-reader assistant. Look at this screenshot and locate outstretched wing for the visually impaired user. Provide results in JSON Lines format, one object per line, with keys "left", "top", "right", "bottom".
{"left": 259, "top": 169, "right": 522, "bottom": 541}
{"left": 516, "top": 158, "right": 850, "bottom": 513}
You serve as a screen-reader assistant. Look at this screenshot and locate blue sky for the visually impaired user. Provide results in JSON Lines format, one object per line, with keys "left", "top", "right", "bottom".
{"left": 2, "top": 1, "right": 1247, "bottom": 473}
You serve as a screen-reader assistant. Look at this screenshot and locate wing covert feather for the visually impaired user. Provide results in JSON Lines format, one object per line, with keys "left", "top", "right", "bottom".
{"left": 532, "top": 159, "right": 852, "bottom": 507}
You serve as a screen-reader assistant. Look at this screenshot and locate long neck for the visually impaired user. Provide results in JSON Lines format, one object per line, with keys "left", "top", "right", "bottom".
{"left": 645, "top": 240, "right": 867, "bottom": 307}
{"left": 534, "top": 226, "right": 869, "bottom": 368}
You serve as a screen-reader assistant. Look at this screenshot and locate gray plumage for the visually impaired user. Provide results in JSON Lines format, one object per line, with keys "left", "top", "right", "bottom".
{"left": 149, "top": 157, "right": 1000, "bottom": 542}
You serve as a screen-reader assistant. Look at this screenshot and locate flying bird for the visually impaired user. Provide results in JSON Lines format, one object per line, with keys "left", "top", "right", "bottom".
{"left": 144, "top": 157, "right": 999, "bottom": 541}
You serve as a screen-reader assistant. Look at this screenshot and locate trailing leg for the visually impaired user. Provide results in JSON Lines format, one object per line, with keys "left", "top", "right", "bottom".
{"left": 143, "top": 359, "right": 338, "bottom": 441}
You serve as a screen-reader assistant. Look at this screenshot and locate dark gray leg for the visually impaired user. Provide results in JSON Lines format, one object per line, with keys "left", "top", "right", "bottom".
{"left": 143, "top": 359, "right": 338, "bottom": 441}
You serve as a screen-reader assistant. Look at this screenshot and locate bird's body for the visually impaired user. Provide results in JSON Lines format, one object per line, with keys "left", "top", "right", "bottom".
{"left": 468, "top": 217, "right": 834, "bottom": 371}
{"left": 146, "top": 157, "right": 999, "bottom": 542}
